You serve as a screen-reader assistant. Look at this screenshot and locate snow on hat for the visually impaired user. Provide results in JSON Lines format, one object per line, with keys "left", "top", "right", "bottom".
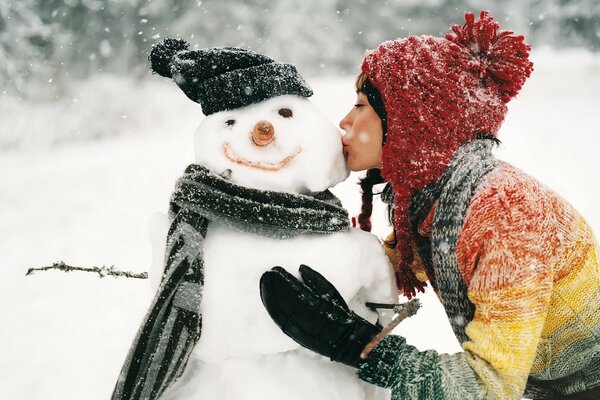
{"left": 149, "top": 38, "right": 313, "bottom": 115}
{"left": 360, "top": 11, "right": 534, "bottom": 298}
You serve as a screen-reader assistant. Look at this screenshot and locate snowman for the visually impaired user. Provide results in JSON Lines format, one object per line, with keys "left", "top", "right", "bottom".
{"left": 112, "top": 38, "right": 398, "bottom": 400}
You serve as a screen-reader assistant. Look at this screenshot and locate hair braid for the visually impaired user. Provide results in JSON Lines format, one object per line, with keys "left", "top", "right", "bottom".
{"left": 358, "top": 169, "right": 386, "bottom": 232}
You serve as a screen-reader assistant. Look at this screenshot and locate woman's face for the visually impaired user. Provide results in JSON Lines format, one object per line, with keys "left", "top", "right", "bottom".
{"left": 339, "top": 91, "right": 383, "bottom": 171}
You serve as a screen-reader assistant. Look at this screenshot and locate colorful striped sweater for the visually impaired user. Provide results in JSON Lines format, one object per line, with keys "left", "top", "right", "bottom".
{"left": 358, "top": 160, "right": 600, "bottom": 399}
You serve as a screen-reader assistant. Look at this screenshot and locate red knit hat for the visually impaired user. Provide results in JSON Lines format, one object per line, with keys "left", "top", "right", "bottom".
{"left": 361, "top": 11, "right": 534, "bottom": 298}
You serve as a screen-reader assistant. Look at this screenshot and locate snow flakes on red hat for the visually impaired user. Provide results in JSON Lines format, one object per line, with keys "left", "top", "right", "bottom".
{"left": 360, "top": 11, "right": 533, "bottom": 298}
{"left": 446, "top": 10, "right": 534, "bottom": 103}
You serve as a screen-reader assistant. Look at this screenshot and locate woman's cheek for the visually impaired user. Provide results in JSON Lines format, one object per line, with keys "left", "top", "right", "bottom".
{"left": 358, "top": 131, "right": 371, "bottom": 144}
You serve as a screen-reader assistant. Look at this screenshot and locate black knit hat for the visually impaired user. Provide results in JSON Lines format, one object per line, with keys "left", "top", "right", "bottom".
{"left": 149, "top": 38, "right": 313, "bottom": 115}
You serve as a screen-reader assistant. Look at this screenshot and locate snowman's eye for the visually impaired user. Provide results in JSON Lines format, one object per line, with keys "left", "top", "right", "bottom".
{"left": 278, "top": 108, "right": 293, "bottom": 118}
{"left": 225, "top": 119, "right": 236, "bottom": 127}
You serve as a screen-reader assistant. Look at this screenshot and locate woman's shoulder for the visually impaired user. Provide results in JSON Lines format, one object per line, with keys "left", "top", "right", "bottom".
{"left": 471, "top": 161, "right": 560, "bottom": 214}
{"left": 463, "top": 160, "right": 581, "bottom": 242}
{"left": 479, "top": 161, "right": 545, "bottom": 194}
{"left": 457, "top": 161, "right": 572, "bottom": 285}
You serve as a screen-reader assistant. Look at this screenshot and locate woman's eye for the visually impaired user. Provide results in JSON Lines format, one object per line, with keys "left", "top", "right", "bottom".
{"left": 278, "top": 108, "right": 293, "bottom": 118}
{"left": 354, "top": 104, "right": 363, "bottom": 108}
{"left": 225, "top": 119, "right": 236, "bottom": 127}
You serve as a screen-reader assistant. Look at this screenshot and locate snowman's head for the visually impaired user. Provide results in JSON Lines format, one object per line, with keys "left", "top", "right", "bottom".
{"left": 148, "top": 39, "right": 348, "bottom": 192}
{"left": 194, "top": 94, "right": 349, "bottom": 194}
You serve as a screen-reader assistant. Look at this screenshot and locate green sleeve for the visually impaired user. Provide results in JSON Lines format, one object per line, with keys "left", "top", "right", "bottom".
{"left": 357, "top": 335, "right": 487, "bottom": 400}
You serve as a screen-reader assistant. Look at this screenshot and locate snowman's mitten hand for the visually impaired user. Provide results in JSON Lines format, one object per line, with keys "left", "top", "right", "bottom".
{"left": 260, "top": 265, "right": 381, "bottom": 368}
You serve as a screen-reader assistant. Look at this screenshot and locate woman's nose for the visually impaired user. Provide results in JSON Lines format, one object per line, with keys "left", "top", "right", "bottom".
{"left": 339, "top": 110, "right": 352, "bottom": 132}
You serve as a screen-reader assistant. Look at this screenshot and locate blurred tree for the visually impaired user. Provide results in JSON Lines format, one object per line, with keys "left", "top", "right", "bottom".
{"left": 0, "top": 0, "right": 52, "bottom": 95}
{"left": 0, "top": 0, "right": 595, "bottom": 98}
{"left": 530, "top": 0, "right": 600, "bottom": 51}
{"left": 162, "top": 0, "right": 267, "bottom": 49}
{"left": 265, "top": 0, "right": 347, "bottom": 73}
{"left": 34, "top": 0, "right": 149, "bottom": 81}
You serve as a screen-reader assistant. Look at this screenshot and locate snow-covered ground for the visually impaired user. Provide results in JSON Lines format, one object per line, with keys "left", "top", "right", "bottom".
{"left": 1, "top": 48, "right": 599, "bottom": 399}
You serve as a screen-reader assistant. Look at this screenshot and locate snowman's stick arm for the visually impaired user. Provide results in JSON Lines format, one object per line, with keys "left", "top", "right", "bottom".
{"left": 361, "top": 298, "right": 421, "bottom": 359}
{"left": 366, "top": 299, "right": 421, "bottom": 315}
{"left": 26, "top": 261, "right": 148, "bottom": 279}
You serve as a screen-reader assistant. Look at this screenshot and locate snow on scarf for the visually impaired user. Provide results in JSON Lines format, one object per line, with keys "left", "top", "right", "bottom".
{"left": 111, "top": 164, "right": 350, "bottom": 400}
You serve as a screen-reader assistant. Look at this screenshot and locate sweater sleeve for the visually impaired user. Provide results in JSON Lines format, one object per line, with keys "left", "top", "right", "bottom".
{"left": 359, "top": 175, "right": 557, "bottom": 400}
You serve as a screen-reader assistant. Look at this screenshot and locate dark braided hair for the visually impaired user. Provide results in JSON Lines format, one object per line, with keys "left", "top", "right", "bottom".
{"left": 356, "top": 73, "right": 388, "bottom": 140}
{"left": 357, "top": 168, "right": 386, "bottom": 232}
{"left": 355, "top": 73, "right": 390, "bottom": 233}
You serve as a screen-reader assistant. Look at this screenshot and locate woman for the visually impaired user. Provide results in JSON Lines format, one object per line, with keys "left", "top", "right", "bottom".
{"left": 260, "top": 11, "right": 600, "bottom": 400}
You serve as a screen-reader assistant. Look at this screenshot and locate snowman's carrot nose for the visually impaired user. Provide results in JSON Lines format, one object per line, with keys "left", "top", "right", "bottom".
{"left": 252, "top": 120, "right": 275, "bottom": 147}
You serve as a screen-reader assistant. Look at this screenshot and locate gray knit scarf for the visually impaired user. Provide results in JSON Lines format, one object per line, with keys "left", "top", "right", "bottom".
{"left": 111, "top": 164, "right": 350, "bottom": 400}
{"left": 409, "top": 138, "right": 499, "bottom": 344}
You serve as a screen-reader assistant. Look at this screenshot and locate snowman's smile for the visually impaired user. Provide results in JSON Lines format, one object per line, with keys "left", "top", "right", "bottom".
{"left": 223, "top": 142, "right": 302, "bottom": 171}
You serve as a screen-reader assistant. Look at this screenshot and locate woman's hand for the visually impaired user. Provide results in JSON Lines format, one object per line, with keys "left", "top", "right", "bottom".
{"left": 259, "top": 264, "right": 382, "bottom": 368}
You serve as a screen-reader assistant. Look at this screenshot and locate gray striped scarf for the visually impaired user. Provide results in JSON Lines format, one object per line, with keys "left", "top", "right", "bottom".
{"left": 111, "top": 164, "right": 350, "bottom": 400}
{"left": 409, "top": 138, "right": 499, "bottom": 343}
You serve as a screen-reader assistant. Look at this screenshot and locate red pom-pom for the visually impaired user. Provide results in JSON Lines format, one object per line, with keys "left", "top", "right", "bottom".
{"left": 445, "top": 10, "right": 534, "bottom": 102}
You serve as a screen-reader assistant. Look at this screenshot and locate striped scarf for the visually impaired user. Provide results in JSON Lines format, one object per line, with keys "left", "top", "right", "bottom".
{"left": 111, "top": 164, "right": 350, "bottom": 400}
{"left": 409, "top": 138, "right": 498, "bottom": 343}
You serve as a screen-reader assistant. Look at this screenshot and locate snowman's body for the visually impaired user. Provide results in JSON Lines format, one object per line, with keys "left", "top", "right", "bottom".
{"left": 162, "top": 225, "right": 396, "bottom": 400}
{"left": 151, "top": 95, "right": 397, "bottom": 400}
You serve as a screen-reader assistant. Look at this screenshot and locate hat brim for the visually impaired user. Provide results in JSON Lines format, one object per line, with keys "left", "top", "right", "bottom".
{"left": 177, "top": 63, "right": 313, "bottom": 115}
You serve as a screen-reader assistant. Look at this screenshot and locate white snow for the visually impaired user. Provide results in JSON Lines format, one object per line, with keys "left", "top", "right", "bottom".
{"left": 165, "top": 351, "right": 381, "bottom": 400}
{"left": 1, "top": 48, "right": 599, "bottom": 399}
{"left": 189, "top": 226, "right": 396, "bottom": 362}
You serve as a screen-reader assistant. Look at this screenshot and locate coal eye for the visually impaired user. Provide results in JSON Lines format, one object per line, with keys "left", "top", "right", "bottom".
{"left": 278, "top": 108, "right": 293, "bottom": 118}
{"left": 225, "top": 119, "right": 236, "bottom": 127}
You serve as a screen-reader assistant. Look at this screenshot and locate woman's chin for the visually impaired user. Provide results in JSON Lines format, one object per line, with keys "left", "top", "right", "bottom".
{"left": 346, "top": 159, "right": 375, "bottom": 172}
{"left": 344, "top": 159, "right": 356, "bottom": 171}
{"left": 343, "top": 156, "right": 354, "bottom": 171}
{"left": 347, "top": 164, "right": 366, "bottom": 173}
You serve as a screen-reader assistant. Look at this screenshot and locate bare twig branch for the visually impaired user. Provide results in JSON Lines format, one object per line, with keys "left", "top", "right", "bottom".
{"left": 26, "top": 261, "right": 148, "bottom": 279}
{"left": 360, "top": 298, "right": 421, "bottom": 360}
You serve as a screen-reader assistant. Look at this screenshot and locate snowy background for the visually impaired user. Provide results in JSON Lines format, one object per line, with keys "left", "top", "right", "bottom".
{"left": 2, "top": 1, "right": 600, "bottom": 399}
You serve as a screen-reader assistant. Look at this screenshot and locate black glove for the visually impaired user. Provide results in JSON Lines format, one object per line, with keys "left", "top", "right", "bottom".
{"left": 259, "top": 264, "right": 382, "bottom": 368}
